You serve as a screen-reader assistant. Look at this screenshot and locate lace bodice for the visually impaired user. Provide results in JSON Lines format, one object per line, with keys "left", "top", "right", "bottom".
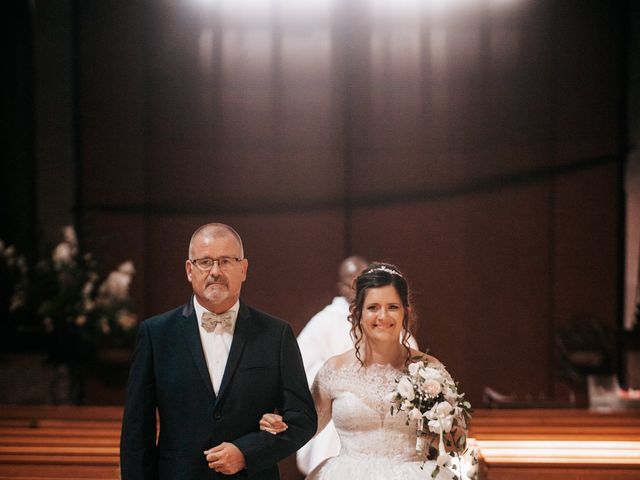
{"left": 313, "top": 361, "right": 423, "bottom": 462}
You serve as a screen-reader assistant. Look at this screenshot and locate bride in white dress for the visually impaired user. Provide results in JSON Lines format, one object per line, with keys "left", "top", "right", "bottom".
{"left": 261, "top": 263, "right": 471, "bottom": 480}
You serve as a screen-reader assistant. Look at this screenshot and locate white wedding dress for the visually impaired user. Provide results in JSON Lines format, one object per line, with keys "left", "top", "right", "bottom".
{"left": 305, "top": 360, "right": 439, "bottom": 480}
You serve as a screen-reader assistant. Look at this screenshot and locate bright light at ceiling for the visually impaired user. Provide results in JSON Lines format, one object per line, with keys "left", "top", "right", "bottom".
{"left": 191, "top": 0, "right": 522, "bottom": 13}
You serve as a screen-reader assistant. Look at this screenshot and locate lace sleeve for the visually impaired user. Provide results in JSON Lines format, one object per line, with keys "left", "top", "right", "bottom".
{"left": 310, "top": 361, "right": 333, "bottom": 436}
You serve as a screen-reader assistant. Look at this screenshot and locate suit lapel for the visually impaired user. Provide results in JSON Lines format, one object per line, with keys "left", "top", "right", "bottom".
{"left": 181, "top": 299, "right": 215, "bottom": 399}
{"left": 215, "top": 301, "right": 250, "bottom": 407}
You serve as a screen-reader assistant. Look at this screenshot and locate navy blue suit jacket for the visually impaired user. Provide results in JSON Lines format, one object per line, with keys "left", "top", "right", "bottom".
{"left": 120, "top": 298, "right": 317, "bottom": 479}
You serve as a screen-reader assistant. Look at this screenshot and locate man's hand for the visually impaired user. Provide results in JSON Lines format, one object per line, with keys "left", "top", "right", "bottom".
{"left": 204, "top": 442, "right": 246, "bottom": 475}
{"left": 259, "top": 413, "right": 288, "bottom": 435}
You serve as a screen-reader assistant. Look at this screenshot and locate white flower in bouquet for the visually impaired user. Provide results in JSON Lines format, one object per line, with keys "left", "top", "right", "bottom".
{"left": 408, "top": 361, "right": 422, "bottom": 376}
{"left": 419, "top": 365, "right": 445, "bottom": 383}
{"left": 409, "top": 407, "right": 423, "bottom": 421}
{"left": 422, "top": 379, "right": 443, "bottom": 396}
{"left": 389, "top": 355, "right": 477, "bottom": 480}
{"left": 397, "top": 376, "right": 416, "bottom": 402}
{"left": 426, "top": 401, "right": 455, "bottom": 434}
{"left": 443, "top": 384, "right": 460, "bottom": 405}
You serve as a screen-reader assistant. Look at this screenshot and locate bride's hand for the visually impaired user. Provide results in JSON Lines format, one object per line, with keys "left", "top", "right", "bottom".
{"left": 259, "top": 413, "right": 288, "bottom": 435}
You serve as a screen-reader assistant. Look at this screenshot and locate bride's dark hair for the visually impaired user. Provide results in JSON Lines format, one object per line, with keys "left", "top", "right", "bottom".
{"left": 349, "top": 262, "right": 415, "bottom": 367}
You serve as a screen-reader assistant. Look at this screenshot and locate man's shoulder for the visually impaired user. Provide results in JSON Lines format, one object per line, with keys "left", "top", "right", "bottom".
{"left": 243, "top": 303, "right": 290, "bottom": 330}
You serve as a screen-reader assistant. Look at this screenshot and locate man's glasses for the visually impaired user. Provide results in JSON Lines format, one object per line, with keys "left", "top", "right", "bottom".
{"left": 189, "top": 256, "right": 243, "bottom": 271}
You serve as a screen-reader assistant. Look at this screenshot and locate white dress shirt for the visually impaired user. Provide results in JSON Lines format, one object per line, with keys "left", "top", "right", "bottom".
{"left": 194, "top": 297, "right": 239, "bottom": 395}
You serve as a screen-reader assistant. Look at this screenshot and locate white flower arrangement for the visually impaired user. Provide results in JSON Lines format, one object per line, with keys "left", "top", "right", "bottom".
{"left": 390, "top": 355, "right": 479, "bottom": 480}
{"left": 0, "top": 240, "right": 29, "bottom": 312}
{"left": 2, "top": 226, "right": 138, "bottom": 357}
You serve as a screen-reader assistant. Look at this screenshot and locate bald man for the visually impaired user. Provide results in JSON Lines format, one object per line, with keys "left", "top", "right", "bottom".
{"left": 295, "top": 256, "right": 418, "bottom": 474}
{"left": 120, "top": 223, "right": 316, "bottom": 480}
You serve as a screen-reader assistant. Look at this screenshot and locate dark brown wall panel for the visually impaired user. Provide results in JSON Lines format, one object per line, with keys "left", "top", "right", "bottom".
{"left": 82, "top": 141, "right": 146, "bottom": 205}
{"left": 145, "top": 145, "right": 344, "bottom": 209}
{"left": 554, "top": 1, "right": 622, "bottom": 163}
{"left": 351, "top": 181, "right": 551, "bottom": 403}
{"left": 72, "top": 0, "right": 624, "bottom": 416}
{"left": 553, "top": 163, "right": 619, "bottom": 329}
{"left": 79, "top": 1, "right": 145, "bottom": 207}
{"left": 83, "top": 213, "right": 147, "bottom": 318}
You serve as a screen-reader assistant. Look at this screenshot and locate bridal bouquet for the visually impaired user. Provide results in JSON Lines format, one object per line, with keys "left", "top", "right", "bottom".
{"left": 390, "top": 356, "right": 478, "bottom": 480}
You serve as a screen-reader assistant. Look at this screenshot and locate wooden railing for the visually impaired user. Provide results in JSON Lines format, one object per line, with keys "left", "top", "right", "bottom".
{"left": 0, "top": 406, "right": 639, "bottom": 479}
{"left": 470, "top": 409, "right": 640, "bottom": 480}
{"left": 0, "top": 406, "right": 122, "bottom": 479}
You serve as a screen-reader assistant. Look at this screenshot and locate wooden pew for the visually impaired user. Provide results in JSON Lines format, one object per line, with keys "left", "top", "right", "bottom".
{"left": 0, "top": 406, "right": 122, "bottom": 479}
{"left": 470, "top": 408, "right": 640, "bottom": 440}
{"left": 1, "top": 406, "right": 639, "bottom": 479}
{"left": 0, "top": 406, "right": 123, "bottom": 422}
{"left": 469, "top": 409, "right": 640, "bottom": 480}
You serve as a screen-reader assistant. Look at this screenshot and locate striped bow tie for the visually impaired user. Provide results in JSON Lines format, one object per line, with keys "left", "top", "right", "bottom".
{"left": 201, "top": 311, "right": 233, "bottom": 332}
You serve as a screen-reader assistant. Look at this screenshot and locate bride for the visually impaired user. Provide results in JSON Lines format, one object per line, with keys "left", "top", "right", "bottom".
{"left": 261, "top": 263, "right": 472, "bottom": 480}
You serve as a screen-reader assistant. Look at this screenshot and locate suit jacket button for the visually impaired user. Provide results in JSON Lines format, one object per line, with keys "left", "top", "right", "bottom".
{"left": 214, "top": 412, "right": 221, "bottom": 421}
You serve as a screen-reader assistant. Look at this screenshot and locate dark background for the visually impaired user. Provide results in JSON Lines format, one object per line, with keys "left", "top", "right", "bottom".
{"left": 4, "top": 1, "right": 639, "bottom": 478}
{"left": 2, "top": 0, "right": 639, "bottom": 457}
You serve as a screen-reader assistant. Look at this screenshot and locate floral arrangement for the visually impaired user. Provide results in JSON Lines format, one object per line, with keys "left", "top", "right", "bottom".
{"left": 390, "top": 355, "right": 478, "bottom": 480}
{"left": 0, "top": 240, "right": 29, "bottom": 312}
{"left": 2, "top": 225, "right": 138, "bottom": 360}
